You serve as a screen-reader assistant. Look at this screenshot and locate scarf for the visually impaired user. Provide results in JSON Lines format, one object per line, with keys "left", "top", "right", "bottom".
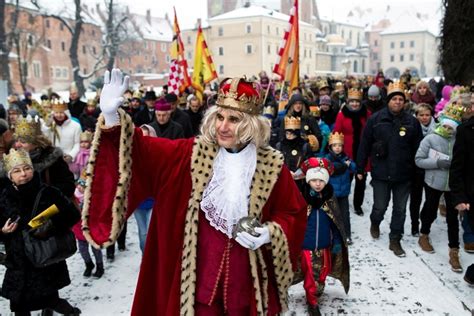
{"left": 53, "top": 115, "right": 67, "bottom": 126}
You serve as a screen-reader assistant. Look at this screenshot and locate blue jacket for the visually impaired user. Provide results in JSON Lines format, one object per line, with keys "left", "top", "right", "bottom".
{"left": 324, "top": 151, "right": 356, "bottom": 197}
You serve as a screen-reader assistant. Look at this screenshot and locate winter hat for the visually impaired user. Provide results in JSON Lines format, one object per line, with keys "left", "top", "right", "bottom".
{"left": 144, "top": 90, "right": 157, "bottom": 101}
{"left": 286, "top": 93, "right": 309, "bottom": 109}
{"left": 165, "top": 93, "right": 178, "bottom": 103}
{"left": 154, "top": 99, "right": 171, "bottom": 111}
{"left": 306, "top": 167, "right": 330, "bottom": 184}
{"left": 368, "top": 85, "right": 380, "bottom": 98}
{"left": 319, "top": 95, "right": 331, "bottom": 106}
{"left": 301, "top": 157, "right": 334, "bottom": 184}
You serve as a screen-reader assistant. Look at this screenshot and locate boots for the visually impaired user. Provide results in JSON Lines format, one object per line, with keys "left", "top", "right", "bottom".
{"left": 307, "top": 304, "right": 322, "bottom": 316}
{"left": 83, "top": 261, "right": 95, "bottom": 277}
{"left": 418, "top": 234, "right": 435, "bottom": 253}
{"left": 464, "top": 264, "right": 474, "bottom": 286}
{"left": 389, "top": 239, "right": 406, "bottom": 257}
{"left": 93, "top": 263, "right": 104, "bottom": 279}
{"left": 41, "top": 309, "right": 53, "bottom": 316}
{"left": 464, "top": 242, "right": 474, "bottom": 253}
{"left": 449, "top": 248, "right": 463, "bottom": 273}
{"left": 354, "top": 207, "right": 364, "bottom": 216}
{"left": 370, "top": 224, "right": 380, "bottom": 239}
{"left": 51, "top": 298, "right": 81, "bottom": 315}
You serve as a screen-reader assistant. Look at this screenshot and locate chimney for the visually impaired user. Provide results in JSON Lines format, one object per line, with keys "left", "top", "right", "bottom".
{"left": 146, "top": 9, "right": 151, "bottom": 24}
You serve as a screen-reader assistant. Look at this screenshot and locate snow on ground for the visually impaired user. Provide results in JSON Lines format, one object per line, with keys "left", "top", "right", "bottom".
{"left": 1, "top": 178, "right": 473, "bottom": 315}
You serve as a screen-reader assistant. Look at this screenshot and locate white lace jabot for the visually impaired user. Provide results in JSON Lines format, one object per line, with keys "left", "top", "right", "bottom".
{"left": 200, "top": 143, "right": 257, "bottom": 237}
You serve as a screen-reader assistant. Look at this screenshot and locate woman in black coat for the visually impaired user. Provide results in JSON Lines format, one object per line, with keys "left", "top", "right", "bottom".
{"left": 0, "top": 149, "right": 81, "bottom": 315}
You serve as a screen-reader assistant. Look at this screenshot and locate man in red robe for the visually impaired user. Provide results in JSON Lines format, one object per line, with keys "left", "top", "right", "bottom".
{"left": 81, "top": 69, "right": 307, "bottom": 315}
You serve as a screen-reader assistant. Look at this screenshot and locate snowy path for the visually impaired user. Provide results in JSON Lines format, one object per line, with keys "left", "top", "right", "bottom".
{"left": 1, "top": 181, "right": 473, "bottom": 315}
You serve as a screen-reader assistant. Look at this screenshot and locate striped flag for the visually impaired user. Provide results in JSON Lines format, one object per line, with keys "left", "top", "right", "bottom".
{"left": 192, "top": 24, "right": 218, "bottom": 101}
{"left": 273, "top": 0, "right": 299, "bottom": 92}
{"left": 168, "top": 7, "right": 191, "bottom": 94}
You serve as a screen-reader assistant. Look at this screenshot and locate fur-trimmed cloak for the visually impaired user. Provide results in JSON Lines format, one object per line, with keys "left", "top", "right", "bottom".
{"left": 82, "top": 110, "right": 307, "bottom": 315}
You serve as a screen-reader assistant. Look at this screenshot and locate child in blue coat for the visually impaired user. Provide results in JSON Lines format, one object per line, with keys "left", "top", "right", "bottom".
{"left": 299, "top": 157, "right": 350, "bottom": 316}
{"left": 324, "top": 132, "right": 357, "bottom": 244}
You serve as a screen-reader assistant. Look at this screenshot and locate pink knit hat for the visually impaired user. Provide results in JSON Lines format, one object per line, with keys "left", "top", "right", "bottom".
{"left": 154, "top": 99, "right": 171, "bottom": 111}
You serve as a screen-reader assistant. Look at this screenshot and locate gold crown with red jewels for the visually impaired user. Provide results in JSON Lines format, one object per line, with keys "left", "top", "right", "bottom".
{"left": 328, "top": 131, "right": 344, "bottom": 145}
{"left": 284, "top": 116, "right": 301, "bottom": 130}
{"left": 216, "top": 77, "right": 262, "bottom": 115}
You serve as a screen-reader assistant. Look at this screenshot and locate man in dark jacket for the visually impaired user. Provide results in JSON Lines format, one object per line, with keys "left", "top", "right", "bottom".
{"left": 134, "top": 91, "right": 157, "bottom": 126}
{"left": 149, "top": 99, "right": 184, "bottom": 139}
{"left": 68, "top": 86, "right": 87, "bottom": 119}
{"left": 449, "top": 100, "right": 474, "bottom": 285}
{"left": 165, "top": 93, "right": 193, "bottom": 138}
{"left": 357, "top": 82, "right": 422, "bottom": 257}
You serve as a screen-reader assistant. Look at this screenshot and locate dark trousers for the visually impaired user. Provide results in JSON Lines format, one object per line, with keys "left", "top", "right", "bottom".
{"left": 409, "top": 168, "right": 425, "bottom": 231}
{"left": 370, "top": 179, "right": 411, "bottom": 241}
{"left": 107, "top": 222, "right": 127, "bottom": 257}
{"left": 420, "top": 186, "right": 459, "bottom": 248}
{"left": 78, "top": 239, "right": 103, "bottom": 265}
{"left": 350, "top": 173, "right": 366, "bottom": 210}
{"left": 337, "top": 196, "right": 350, "bottom": 238}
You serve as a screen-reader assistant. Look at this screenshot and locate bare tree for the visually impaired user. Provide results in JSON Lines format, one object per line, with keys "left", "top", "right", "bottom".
{"left": 103, "top": 0, "right": 128, "bottom": 71}
{"left": 0, "top": 0, "right": 19, "bottom": 93}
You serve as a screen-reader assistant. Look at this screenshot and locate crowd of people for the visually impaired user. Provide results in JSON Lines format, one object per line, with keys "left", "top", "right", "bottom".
{"left": 0, "top": 67, "right": 472, "bottom": 315}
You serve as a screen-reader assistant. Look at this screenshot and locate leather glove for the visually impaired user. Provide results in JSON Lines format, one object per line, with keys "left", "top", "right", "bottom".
{"left": 100, "top": 69, "right": 130, "bottom": 126}
{"left": 436, "top": 158, "right": 451, "bottom": 169}
{"left": 31, "top": 219, "right": 55, "bottom": 239}
{"left": 235, "top": 226, "right": 271, "bottom": 250}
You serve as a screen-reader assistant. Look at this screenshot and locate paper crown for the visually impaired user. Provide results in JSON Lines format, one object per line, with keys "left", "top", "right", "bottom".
{"left": 41, "top": 99, "right": 51, "bottom": 109}
{"left": 80, "top": 131, "right": 93, "bottom": 142}
{"left": 262, "top": 106, "right": 275, "bottom": 117}
{"left": 347, "top": 88, "right": 362, "bottom": 100}
{"left": 51, "top": 99, "right": 68, "bottom": 112}
{"left": 328, "top": 132, "right": 344, "bottom": 146}
{"left": 86, "top": 99, "right": 97, "bottom": 107}
{"left": 284, "top": 116, "right": 301, "bottom": 130}
{"left": 132, "top": 90, "right": 142, "bottom": 99}
{"left": 450, "top": 86, "right": 470, "bottom": 100}
{"left": 317, "top": 80, "right": 330, "bottom": 90}
{"left": 334, "top": 82, "right": 344, "bottom": 91}
{"left": 216, "top": 77, "right": 262, "bottom": 115}
{"left": 2, "top": 148, "right": 33, "bottom": 175}
{"left": 301, "top": 157, "right": 334, "bottom": 176}
{"left": 14, "top": 115, "right": 42, "bottom": 142}
{"left": 309, "top": 105, "right": 320, "bottom": 117}
{"left": 404, "top": 89, "right": 413, "bottom": 99}
{"left": 441, "top": 102, "right": 467, "bottom": 125}
{"left": 387, "top": 82, "right": 406, "bottom": 99}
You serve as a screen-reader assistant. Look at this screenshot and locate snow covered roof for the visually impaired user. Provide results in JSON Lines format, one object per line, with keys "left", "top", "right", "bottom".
{"left": 129, "top": 13, "right": 173, "bottom": 42}
{"left": 209, "top": 5, "right": 313, "bottom": 27}
{"left": 380, "top": 11, "right": 438, "bottom": 36}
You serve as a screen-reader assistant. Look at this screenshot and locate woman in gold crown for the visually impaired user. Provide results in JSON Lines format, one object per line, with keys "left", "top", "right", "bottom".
{"left": 0, "top": 149, "right": 81, "bottom": 315}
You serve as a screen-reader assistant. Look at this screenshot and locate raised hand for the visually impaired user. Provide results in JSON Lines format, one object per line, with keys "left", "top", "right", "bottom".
{"left": 100, "top": 68, "right": 130, "bottom": 126}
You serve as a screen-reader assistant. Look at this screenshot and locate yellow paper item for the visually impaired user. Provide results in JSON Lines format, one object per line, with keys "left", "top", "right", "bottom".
{"left": 28, "top": 204, "right": 59, "bottom": 228}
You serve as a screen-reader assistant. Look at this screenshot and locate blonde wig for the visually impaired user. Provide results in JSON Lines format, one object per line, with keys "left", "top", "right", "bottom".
{"left": 200, "top": 106, "right": 270, "bottom": 149}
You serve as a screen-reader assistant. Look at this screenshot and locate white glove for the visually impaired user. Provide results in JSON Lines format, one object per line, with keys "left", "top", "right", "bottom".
{"left": 100, "top": 68, "right": 130, "bottom": 126}
{"left": 235, "top": 226, "right": 271, "bottom": 250}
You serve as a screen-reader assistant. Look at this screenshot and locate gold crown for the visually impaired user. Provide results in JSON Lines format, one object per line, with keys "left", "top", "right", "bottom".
{"left": 216, "top": 78, "right": 262, "bottom": 115}
{"left": 80, "top": 131, "right": 93, "bottom": 142}
{"left": 87, "top": 99, "right": 97, "bottom": 107}
{"left": 409, "top": 77, "right": 419, "bottom": 85}
{"left": 441, "top": 102, "right": 467, "bottom": 124}
{"left": 2, "top": 148, "right": 33, "bottom": 175}
{"left": 347, "top": 88, "right": 362, "bottom": 100}
{"left": 334, "top": 82, "right": 344, "bottom": 91}
{"left": 262, "top": 106, "right": 275, "bottom": 117}
{"left": 14, "top": 115, "right": 42, "bottom": 142}
{"left": 132, "top": 90, "right": 142, "bottom": 99}
{"left": 309, "top": 105, "right": 320, "bottom": 117}
{"left": 284, "top": 116, "right": 301, "bottom": 130}
{"left": 318, "top": 80, "right": 329, "bottom": 89}
{"left": 387, "top": 82, "right": 405, "bottom": 98}
{"left": 51, "top": 99, "right": 68, "bottom": 112}
{"left": 328, "top": 132, "right": 344, "bottom": 146}
{"left": 450, "top": 86, "right": 470, "bottom": 100}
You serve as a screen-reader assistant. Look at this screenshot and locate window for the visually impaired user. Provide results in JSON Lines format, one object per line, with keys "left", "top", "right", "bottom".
{"left": 410, "top": 40, "right": 415, "bottom": 48}
{"left": 349, "top": 30, "right": 352, "bottom": 39}
{"left": 46, "top": 39, "right": 51, "bottom": 49}
{"left": 144, "top": 41, "right": 148, "bottom": 49}
{"left": 186, "top": 52, "right": 191, "bottom": 60}
{"left": 309, "top": 49, "right": 312, "bottom": 58}
{"left": 62, "top": 68, "right": 68, "bottom": 78}
{"left": 304, "top": 49, "right": 307, "bottom": 58}
{"left": 353, "top": 60, "right": 358, "bottom": 72}
{"left": 400, "top": 41, "right": 404, "bottom": 48}
{"left": 45, "top": 19, "right": 50, "bottom": 28}
{"left": 82, "top": 45, "right": 86, "bottom": 54}
{"left": 166, "top": 55, "right": 170, "bottom": 63}
{"left": 400, "top": 54, "right": 404, "bottom": 62}
{"left": 276, "top": 27, "right": 279, "bottom": 35}
{"left": 246, "top": 44, "right": 252, "bottom": 54}
{"left": 374, "top": 39, "right": 378, "bottom": 47}
{"left": 373, "top": 52, "right": 378, "bottom": 60}
{"left": 92, "top": 30, "right": 95, "bottom": 36}
{"left": 145, "top": 55, "right": 148, "bottom": 61}
{"left": 161, "top": 43, "right": 167, "bottom": 52}
{"left": 147, "top": 68, "right": 152, "bottom": 73}
{"left": 341, "top": 30, "right": 344, "bottom": 38}
{"left": 390, "top": 55, "right": 394, "bottom": 62}
{"left": 276, "top": 45, "right": 279, "bottom": 54}
{"left": 267, "top": 25, "right": 270, "bottom": 34}
{"left": 410, "top": 54, "right": 415, "bottom": 61}
{"left": 32, "top": 61, "right": 41, "bottom": 78}
{"left": 60, "top": 23, "right": 64, "bottom": 31}
{"left": 219, "top": 65, "right": 224, "bottom": 75}
{"left": 219, "top": 47, "right": 224, "bottom": 56}
{"left": 61, "top": 42, "right": 65, "bottom": 51}
{"left": 246, "top": 24, "right": 251, "bottom": 34}
{"left": 55, "top": 68, "right": 61, "bottom": 78}
{"left": 28, "top": 34, "right": 34, "bottom": 46}
{"left": 362, "top": 59, "right": 366, "bottom": 73}
{"left": 267, "top": 45, "right": 271, "bottom": 54}
{"left": 92, "top": 46, "right": 96, "bottom": 54}
{"left": 218, "top": 27, "right": 223, "bottom": 36}
{"left": 390, "top": 42, "right": 395, "bottom": 49}
{"left": 304, "top": 33, "right": 306, "bottom": 40}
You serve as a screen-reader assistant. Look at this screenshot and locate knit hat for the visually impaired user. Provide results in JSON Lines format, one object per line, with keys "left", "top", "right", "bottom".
{"left": 368, "top": 85, "right": 380, "bottom": 98}
{"left": 154, "top": 99, "right": 171, "bottom": 111}
{"left": 319, "top": 95, "right": 331, "bottom": 106}
{"left": 306, "top": 167, "right": 330, "bottom": 184}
